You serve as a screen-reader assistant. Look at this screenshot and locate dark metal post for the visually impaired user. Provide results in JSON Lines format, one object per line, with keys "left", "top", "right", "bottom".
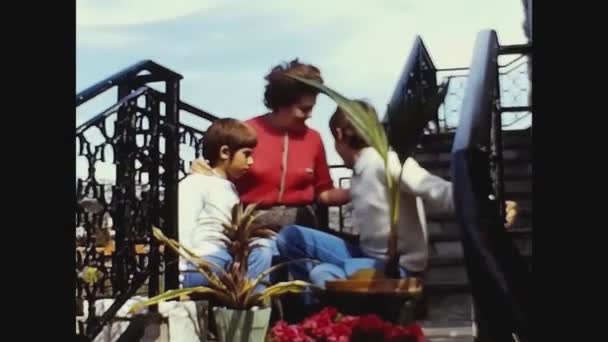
{"left": 147, "top": 92, "right": 161, "bottom": 299}
{"left": 491, "top": 70, "right": 506, "bottom": 223}
{"left": 163, "top": 79, "right": 181, "bottom": 291}
{"left": 316, "top": 205, "right": 329, "bottom": 231}
{"left": 112, "top": 84, "right": 138, "bottom": 295}
{"left": 339, "top": 177, "right": 350, "bottom": 233}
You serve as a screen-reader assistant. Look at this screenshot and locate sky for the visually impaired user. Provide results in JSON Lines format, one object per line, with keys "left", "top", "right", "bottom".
{"left": 76, "top": 0, "right": 529, "bottom": 182}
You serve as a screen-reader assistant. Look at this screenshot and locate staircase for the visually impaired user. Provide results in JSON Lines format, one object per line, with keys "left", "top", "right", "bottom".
{"left": 415, "top": 128, "right": 532, "bottom": 341}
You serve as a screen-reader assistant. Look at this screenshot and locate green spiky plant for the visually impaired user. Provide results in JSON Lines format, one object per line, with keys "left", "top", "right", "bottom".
{"left": 286, "top": 74, "right": 448, "bottom": 278}
{"left": 129, "top": 203, "right": 312, "bottom": 314}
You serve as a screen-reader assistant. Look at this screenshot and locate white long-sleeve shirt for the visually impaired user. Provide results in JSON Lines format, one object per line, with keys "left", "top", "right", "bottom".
{"left": 350, "top": 147, "right": 454, "bottom": 272}
{"left": 178, "top": 173, "right": 237, "bottom": 260}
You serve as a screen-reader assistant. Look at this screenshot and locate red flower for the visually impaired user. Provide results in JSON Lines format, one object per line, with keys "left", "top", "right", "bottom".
{"left": 385, "top": 323, "right": 425, "bottom": 342}
{"left": 324, "top": 322, "right": 352, "bottom": 341}
{"left": 301, "top": 306, "right": 337, "bottom": 335}
{"left": 354, "top": 314, "right": 392, "bottom": 333}
{"left": 270, "top": 307, "right": 426, "bottom": 342}
{"left": 336, "top": 315, "right": 359, "bottom": 328}
{"left": 350, "top": 314, "right": 392, "bottom": 341}
{"left": 270, "top": 320, "right": 314, "bottom": 342}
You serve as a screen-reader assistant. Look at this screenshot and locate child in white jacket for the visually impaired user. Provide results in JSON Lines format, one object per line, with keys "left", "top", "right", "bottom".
{"left": 277, "top": 100, "right": 516, "bottom": 285}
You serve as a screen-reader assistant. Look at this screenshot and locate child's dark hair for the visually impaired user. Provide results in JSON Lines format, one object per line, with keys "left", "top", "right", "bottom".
{"left": 329, "top": 100, "right": 374, "bottom": 149}
{"left": 202, "top": 118, "right": 257, "bottom": 166}
{"left": 263, "top": 58, "right": 323, "bottom": 110}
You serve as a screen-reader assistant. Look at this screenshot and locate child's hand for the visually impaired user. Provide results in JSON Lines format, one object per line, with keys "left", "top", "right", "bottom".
{"left": 505, "top": 200, "right": 518, "bottom": 228}
{"left": 190, "top": 158, "right": 213, "bottom": 175}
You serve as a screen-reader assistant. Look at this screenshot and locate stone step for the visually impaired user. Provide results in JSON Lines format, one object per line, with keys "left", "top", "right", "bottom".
{"left": 428, "top": 227, "right": 532, "bottom": 243}
{"left": 418, "top": 140, "right": 531, "bottom": 156}
{"left": 426, "top": 218, "right": 531, "bottom": 244}
{"left": 424, "top": 236, "right": 532, "bottom": 295}
{"left": 426, "top": 265, "right": 470, "bottom": 289}
{"left": 503, "top": 190, "right": 532, "bottom": 201}
{"left": 418, "top": 129, "right": 531, "bottom": 153}
{"left": 504, "top": 180, "right": 533, "bottom": 193}
{"left": 429, "top": 241, "right": 532, "bottom": 269}
{"left": 426, "top": 208, "right": 531, "bottom": 231}
{"left": 427, "top": 206, "right": 532, "bottom": 222}
{"left": 417, "top": 156, "right": 531, "bottom": 172}
{"left": 424, "top": 252, "right": 533, "bottom": 294}
{"left": 414, "top": 148, "right": 531, "bottom": 164}
{"left": 422, "top": 325, "right": 474, "bottom": 342}
{"left": 430, "top": 235, "right": 531, "bottom": 257}
{"left": 420, "top": 287, "right": 475, "bottom": 341}
{"left": 427, "top": 212, "right": 533, "bottom": 242}
{"left": 428, "top": 254, "right": 532, "bottom": 270}
{"left": 424, "top": 164, "right": 532, "bottom": 183}
{"left": 421, "top": 292, "right": 474, "bottom": 342}
{"left": 425, "top": 167, "right": 532, "bottom": 182}
{"left": 424, "top": 280, "right": 471, "bottom": 293}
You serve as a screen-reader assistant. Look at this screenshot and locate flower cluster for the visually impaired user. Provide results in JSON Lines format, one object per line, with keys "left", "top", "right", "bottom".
{"left": 270, "top": 307, "right": 424, "bottom": 342}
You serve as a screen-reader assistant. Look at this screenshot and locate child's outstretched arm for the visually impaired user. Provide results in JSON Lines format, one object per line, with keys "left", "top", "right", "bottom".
{"left": 396, "top": 156, "right": 454, "bottom": 214}
{"left": 397, "top": 156, "right": 518, "bottom": 228}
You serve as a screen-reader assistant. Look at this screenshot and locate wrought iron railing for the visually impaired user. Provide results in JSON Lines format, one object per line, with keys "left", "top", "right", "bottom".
{"left": 75, "top": 60, "right": 218, "bottom": 340}
{"left": 327, "top": 165, "right": 352, "bottom": 233}
{"left": 450, "top": 30, "right": 533, "bottom": 342}
{"left": 436, "top": 54, "right": 531, "bottom": 132}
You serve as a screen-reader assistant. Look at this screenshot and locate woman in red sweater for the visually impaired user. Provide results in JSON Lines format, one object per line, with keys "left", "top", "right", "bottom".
{"left": 192, "top": 59, "right": 349, "bottom": 229}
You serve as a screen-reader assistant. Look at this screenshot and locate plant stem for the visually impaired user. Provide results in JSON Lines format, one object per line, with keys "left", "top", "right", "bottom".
{"left": 385, "top": 223, "right": 400, "bottom": 278}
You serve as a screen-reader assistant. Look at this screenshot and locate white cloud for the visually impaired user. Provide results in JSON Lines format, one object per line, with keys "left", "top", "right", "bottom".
{"left": 77, "top": 29, "right": 149, "bottom": 49}
{"left": 76, "top": 0, "right": 223, "bottom": 47}
{"left": 237, "top": 1, "right": 414, "bottom": 32}
{"left": 77, "top": 0, "right": 224, "bottom": 28}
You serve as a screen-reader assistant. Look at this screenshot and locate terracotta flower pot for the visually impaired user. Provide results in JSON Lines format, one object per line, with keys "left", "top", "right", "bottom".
{"left": 319, "top": 278, "right": 423, "bottom": 324}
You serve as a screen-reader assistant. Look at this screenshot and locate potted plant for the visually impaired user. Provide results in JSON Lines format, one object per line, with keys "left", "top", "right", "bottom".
{"left": 285, "top": 74, "right": 448, "bottom": 323}
{"left": 129, "top": 203, "right": 312, "bottom": 342}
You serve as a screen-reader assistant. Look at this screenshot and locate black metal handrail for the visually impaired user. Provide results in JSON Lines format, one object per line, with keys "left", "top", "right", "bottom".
{"left": 146, "top": 88, "right": 220, "bottom": 123}
{"left": 436, "top": 54, "right": 528, "bottom": 75}
{"left": 76, "top": 86, "right": 150, "bottom": 134}
{"left": 443, "top": 34, "right": 525, "bottom": 216}
{"left": 384, "top": 35, "right": 442, "bottom": 148}
{"left": 450, "top": 30, "right": 533, "bottom": 342}
{"left": 76, "top": 60, "right": 182, "bottom": 107}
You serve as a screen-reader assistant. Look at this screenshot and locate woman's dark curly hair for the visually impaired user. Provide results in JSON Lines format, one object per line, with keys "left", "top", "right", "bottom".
{"left": 263, "top": 58, "right": 324, "bottom": 110}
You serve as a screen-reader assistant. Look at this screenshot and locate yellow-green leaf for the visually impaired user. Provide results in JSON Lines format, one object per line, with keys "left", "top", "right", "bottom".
{"left": 260, "top": 280, "right": 312, "bottom": 299}
{"left": 81, "top": 266, "right": 103, "bottom": 284}
{"left": 247, "top": 258, "right": 318, "bottom": 293}
{"left": 128, "top": 286, "right": 233, "bottom": 315}
{"left": 285, "top": 74, "right": 389, "bottom": 161}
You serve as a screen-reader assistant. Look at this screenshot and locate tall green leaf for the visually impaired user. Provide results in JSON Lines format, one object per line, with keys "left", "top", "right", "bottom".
{"left": 285, "top": 74, "right": 389, "bottom": 162}
{"left": 286, "top": 74, "right": 402, "bottom": 277}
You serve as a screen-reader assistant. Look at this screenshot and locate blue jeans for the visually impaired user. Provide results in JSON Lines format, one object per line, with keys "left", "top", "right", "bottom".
{"left": 276, "top": 225, "right": 421, "bottom": 287}
{"left": 182, "top": 238, "right": 276, "bottom": 292}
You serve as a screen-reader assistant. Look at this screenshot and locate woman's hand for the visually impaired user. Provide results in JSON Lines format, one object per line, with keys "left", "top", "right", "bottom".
{"left": 190, "top": 158, "right": 213, "bottom": 176}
